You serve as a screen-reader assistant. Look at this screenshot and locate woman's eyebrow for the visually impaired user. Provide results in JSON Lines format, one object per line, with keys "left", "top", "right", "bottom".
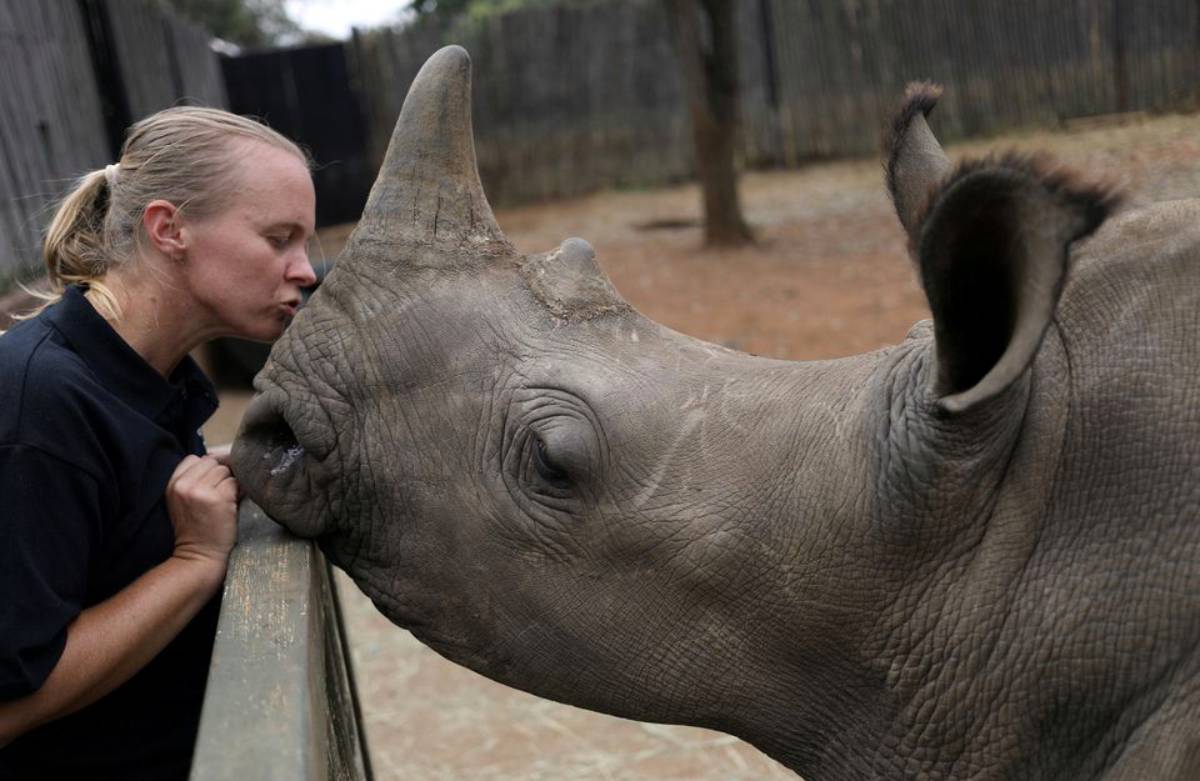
{"left": 263, "top": 220, "right": 310, "bottom": 236}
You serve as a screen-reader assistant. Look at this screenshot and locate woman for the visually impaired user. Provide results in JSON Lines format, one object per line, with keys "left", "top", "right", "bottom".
{"left": 0, "top": 107, "right": 317, "bottom": 779}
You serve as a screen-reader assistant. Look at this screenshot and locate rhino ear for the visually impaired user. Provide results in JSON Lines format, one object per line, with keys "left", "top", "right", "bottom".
{"left": 885, "top": 82, "right": 952, "bottom": 245}
{"left": 915, "top": 155, "right": 1120, "bottom": 413}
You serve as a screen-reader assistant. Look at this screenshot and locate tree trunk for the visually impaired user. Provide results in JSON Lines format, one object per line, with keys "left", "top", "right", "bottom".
{"left": 666, "top": 0, "right": 754, "bottom": 246}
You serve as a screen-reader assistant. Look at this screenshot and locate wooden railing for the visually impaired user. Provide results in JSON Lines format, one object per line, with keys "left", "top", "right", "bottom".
{"left": 190, "top": 502, "right": 372, "bottom": 781}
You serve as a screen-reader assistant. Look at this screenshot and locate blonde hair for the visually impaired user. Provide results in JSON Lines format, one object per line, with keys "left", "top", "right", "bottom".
{"left": 29, "top": 106, "right": 309, "bottom": 321}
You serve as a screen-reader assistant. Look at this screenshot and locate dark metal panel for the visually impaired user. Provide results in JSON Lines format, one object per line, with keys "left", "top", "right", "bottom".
{"left": 221, "top": 44, "right": 373, "bottom": 227}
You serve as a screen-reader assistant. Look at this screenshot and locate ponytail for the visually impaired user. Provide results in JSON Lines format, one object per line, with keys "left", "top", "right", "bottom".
{"left": 36, "top": 168, "right": 122, "bottom": 319}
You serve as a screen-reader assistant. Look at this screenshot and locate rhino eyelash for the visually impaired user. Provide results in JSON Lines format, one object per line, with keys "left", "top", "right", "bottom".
{"left": 519, "top": 432, "right": 573, "bottom": 498}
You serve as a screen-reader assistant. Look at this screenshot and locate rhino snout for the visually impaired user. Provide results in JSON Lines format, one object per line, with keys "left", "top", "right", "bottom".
{"left": 231, "top": 389, "right": 329, "bottom": 538}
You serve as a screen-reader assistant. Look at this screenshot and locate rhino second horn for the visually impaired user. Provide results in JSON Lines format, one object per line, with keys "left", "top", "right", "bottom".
{"left": 521, "top": 238, "right": 631, "bottom": 322}
{"left": 346, "top": 45, "right": 513, "bottom": 267}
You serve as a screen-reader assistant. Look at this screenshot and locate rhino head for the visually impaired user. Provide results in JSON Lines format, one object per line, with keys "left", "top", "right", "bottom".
{"left": 233, "top": 47, "right": 1200, "bottom": 778}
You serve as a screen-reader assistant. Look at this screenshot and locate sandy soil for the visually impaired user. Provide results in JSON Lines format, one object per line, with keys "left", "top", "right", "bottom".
{"left": 202, "top": 110, "right": 1200, "bottom": 780}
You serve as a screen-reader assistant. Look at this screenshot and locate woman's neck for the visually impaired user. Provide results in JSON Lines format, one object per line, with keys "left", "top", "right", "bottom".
{"left": 90, "top": 264, "right": 215, "bottom": 378}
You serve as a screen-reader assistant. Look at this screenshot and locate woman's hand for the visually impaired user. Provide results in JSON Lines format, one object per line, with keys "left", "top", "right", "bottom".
{"left": 165, "top": 455, "right": 238, "bottom": 571}
{"left": 1, "top": 456, "right": 241, "bottom": 744}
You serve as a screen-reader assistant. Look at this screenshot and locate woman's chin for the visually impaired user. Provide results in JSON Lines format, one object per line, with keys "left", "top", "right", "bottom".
{"left": 236, "top": 319, "right": 286, "bottom": 344}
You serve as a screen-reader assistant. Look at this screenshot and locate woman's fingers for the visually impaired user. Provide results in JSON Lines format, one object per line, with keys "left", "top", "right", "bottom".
{"left": 170, "top": 455, "right": 235, "bottom": 492}
{"left": 216, "top": 474, "right": 240, "bottom": 501}
{"left": 207, "top": 442, "right": 233, "bottom": 465}
{"left": 166, "top": 455, "right": 240, "bottom": 566}
{"left": 205, "top": 463, "right": 232, "bottom": 490}
{"left": 167, "top": 455, "right": 202, "bottom": 492}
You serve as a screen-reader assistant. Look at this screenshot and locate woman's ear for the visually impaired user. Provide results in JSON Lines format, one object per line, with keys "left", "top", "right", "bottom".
{"left": 143, "top": 200, "right": 186, "bottom": 259}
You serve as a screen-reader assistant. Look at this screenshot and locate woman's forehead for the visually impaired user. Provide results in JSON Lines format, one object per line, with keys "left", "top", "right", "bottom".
{"left": 225, "top": 140, "right": 314, "bottom": 225}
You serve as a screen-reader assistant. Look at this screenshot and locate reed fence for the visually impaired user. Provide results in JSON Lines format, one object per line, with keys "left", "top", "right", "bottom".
{"left": 350, "top": 0, "right": 1200, "bottom": 206}
{"left": 4, "top": 0, "right": 1198, "bottom": 285}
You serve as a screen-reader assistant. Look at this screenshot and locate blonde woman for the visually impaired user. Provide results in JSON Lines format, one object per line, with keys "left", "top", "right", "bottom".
{"left": 0, "top": 107, "right": 316, "bottom": 779}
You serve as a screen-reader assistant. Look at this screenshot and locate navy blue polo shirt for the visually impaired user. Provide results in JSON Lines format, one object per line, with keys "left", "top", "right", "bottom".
{"left": 0, "top": 286, "right": 221, "bottom": 780}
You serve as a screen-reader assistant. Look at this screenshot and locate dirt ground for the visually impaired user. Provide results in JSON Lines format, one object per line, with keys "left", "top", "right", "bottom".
{"left": 202, "top": 110, "right": 1200, "bottom": 780}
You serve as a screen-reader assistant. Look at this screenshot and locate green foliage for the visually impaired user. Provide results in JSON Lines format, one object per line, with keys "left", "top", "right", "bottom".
{"left": 164, "top": 0, "right": 305, "bottom": 49}
{"left": 407, "top": 0, "right": 470, "bottom": 16}
{"left": 406, "top": 0, "right": 607, "bottom": 22}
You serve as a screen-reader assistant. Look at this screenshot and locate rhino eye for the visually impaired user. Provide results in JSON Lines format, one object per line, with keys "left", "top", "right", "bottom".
{"left": 532, "top": 435, "right": 570, "bottom": 487}
{"left": 504, "top": 388, "right": 605, "bottom": 511}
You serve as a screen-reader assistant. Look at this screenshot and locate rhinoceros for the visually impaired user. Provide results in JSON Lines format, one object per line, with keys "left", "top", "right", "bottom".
{"left": 231, "top": 46, "right": 1200, "bottom": 779}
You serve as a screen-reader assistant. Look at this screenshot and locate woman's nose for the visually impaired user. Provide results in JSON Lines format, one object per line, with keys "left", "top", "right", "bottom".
{"left": 289, "top": 251, "right": 318, "bottom": 287}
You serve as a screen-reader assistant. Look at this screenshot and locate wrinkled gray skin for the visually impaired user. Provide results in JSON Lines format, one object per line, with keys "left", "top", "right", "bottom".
{"left": 232, "top": 48, "right": 1200, "bottom": 779}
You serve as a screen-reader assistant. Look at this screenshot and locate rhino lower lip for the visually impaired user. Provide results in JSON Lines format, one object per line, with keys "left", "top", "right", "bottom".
{"left": 237, "top": 391, "right": 305, "bottom": 485}
{"left": 267, "top": 443, "right": 305, "bottom": 475}
{"left": 232, "top": 391, "right": 338, "bottom": 540}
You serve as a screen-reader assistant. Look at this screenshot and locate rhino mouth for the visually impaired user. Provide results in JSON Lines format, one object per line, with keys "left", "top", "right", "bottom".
{"left": 240, "top": 392, "right": 302, "bottom": 472}
{"left": 231, "top": 389, "right": 328, "bottom": 538}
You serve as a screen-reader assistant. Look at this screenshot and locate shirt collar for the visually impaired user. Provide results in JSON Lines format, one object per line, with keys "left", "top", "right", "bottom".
{"left": 44, "top": 286, "right": 218, "bottom": 428}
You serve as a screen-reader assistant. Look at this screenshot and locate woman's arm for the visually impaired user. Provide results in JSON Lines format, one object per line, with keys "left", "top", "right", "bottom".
{"left": 0, "top": 455, "right": 237, "bottom": 747}
{"left": 0, "top": 555, "right": 225, "bottom": 746}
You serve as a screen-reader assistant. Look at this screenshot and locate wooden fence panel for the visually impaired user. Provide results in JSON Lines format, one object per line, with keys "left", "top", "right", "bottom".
{"left": 737, "top": 0, "right": 782, "bottom": 166}
{"left": 349, "top": 16, "right": 451, "bottom": 175}
{"left": 0, "top": 0, "right": 108, "bottom": 287}
{"left": 106, "top": 0, "right": 178, "bottom": 118}
{"left": 107, "top": 0, "right": 227, "bottom": 117}
{"left": 763, "top": 0, "right": 1195, "bottom": 159}
{"left": 1123, "top": 0, "right": 1200, "bottom": 112}
{"left": 0, "top": 0, "right": 226, "bottom": 290}
{"left": 351, "top": 0, "right": 692, "bottom": 206}
{"left": 169, "top": 13, "right": 229, "bottom": 108}
{"left": 472, "top": 0, "right": 690, "bottom": 203}
{"left": 6, "top": 0, "right": 1196, "bottom": 269}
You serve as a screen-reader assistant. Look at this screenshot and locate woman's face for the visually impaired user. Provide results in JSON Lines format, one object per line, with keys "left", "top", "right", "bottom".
{"left": 181, "top": 139, "right": 318, "bottom": 342}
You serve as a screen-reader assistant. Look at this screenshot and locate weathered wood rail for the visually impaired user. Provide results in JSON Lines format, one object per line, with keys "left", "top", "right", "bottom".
{"left": 190, "top": 501, "right": 372, "bottom": 781}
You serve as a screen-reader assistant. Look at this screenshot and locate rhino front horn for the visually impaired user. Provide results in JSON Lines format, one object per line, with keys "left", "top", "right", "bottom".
{"left": 346, "top": 45, "right": 513, "bottom": 265}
